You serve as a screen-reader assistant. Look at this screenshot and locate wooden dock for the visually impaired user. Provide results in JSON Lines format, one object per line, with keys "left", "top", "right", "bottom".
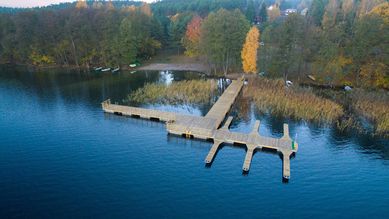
{"left": 102, "top": 78, "right": 298, "bottom": 180}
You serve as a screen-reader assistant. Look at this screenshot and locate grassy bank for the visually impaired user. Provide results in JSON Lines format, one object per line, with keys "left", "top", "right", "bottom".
{"left": 125, "top": 79, "right": 217, "bottom": 105}
{"left": 243, "top": 78, "right": 344, "bottom": 123}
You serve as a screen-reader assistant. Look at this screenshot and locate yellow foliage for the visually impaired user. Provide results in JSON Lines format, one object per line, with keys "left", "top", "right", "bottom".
{"left": 29, "top": 51, "right": 55, "bottom": 66}
{"left": 267, "top": 4, "right": 281, "bottom": 22}
{"left": 316, "top": 55, "right": 352, "bottom": 83}
{"left": 368, "top": 2, "right": 389, "bottom": 23}
{"left": 360, "top": 62, "right": 389, "bottom": 89}
{"left": 357, "top": 0, "right": 385, "bottom": 17}
{"left": 241, "top": 26, "right": 260, "bottom": 73}
{"left": 338, "top": 56, "right": 353, "bottom": 66}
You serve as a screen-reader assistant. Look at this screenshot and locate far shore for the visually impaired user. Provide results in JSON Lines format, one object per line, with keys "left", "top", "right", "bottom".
{"left": 136, "top": 63, "right": 209, "bottom": 73}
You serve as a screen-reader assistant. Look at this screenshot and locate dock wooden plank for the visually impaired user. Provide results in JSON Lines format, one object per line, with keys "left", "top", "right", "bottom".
{"left": 205, "top": 141, "right": 222, "bottom": 164}
{"left": 243, "top": 148, "right": 254, "bottom": 172}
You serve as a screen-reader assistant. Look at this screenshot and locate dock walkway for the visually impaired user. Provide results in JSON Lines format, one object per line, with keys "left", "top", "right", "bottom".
{"left": 102, "top": 78, "right": 298, "bottom": 180}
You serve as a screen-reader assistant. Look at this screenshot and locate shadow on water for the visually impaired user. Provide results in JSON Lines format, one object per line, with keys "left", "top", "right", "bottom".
{"left": 329, "top": 125, "right": 389, "bottom": 160}
{"left": 103, "top": 112, "right": 166, "bottom": 129}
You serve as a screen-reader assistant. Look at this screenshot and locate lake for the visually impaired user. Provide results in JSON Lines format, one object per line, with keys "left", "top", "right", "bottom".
{"left": 1, "top": 66, "right": 388, "bottom": 218}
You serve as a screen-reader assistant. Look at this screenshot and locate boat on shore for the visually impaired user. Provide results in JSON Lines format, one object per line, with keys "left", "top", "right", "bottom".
{"left": 94, "top": 67, "right": 102, "bottom": 71}
{"left": 112, "top": 67, "right": 120, "bottom": 73}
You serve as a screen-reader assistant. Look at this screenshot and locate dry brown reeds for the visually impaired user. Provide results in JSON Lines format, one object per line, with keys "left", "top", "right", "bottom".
{"left": 350, "top": 90, "right": 389, "bottom": 137}
{"left": 243, "top": 78, "right": 344, "bottom": 123}
{"left": 126, "top": 79, "right": 217, "bottom": 105}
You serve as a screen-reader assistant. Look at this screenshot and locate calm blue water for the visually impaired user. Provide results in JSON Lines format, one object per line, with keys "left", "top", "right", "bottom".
{"left": 1, "top": 67, "right": 388, "bottom": 218}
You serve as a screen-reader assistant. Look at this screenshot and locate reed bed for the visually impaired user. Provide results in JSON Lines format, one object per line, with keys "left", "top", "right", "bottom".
{"left": 243, "top": 78, "right": 344, "bottom": 123}
{"left": 350, "top": 90, "right": 389, "bottom": 137}
{"left": 126, "top": 79, "right": 217, "bottom": 105}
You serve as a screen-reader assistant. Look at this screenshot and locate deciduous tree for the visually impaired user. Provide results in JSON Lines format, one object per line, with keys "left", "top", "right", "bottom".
{"left": 241, "top": 26, "right": 260, "bottom": 73}
{"left": 267, "top": 4, "right": 281, "bottom": 22}
{"left": 200, "top": 9, "right": 250, "bottom": 75}
{"left": 75, "top": 0, "right": 87, "bottom": 9}
{"left": 182, "top": 15, "right": 202, "bottom": 57}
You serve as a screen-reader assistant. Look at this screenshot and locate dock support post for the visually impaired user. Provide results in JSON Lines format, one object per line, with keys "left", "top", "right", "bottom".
{"left": 221, "top": 116, "right": 233, "bottom": 130}
{"left": 205, "top": 141, "right": 222, "bottom": 164}
{"left": 282, "top": 150, "right": 292, "bottom": 180}
{"left": 282, "top": 124, "right": 291, "bottom": 140}
{"left": 242, "top": 147, "right": 254, "bottom": 172}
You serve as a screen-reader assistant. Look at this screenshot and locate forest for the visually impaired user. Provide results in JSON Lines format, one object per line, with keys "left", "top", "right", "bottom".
{"left": 0, "top": 0, "right": 388, "bottom": 89}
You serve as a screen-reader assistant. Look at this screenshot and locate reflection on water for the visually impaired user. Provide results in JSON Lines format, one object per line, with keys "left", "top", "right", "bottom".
{"left": 159, "top": 70, "right": 174, "bottom": 85}
{"left": 0, "top": 66, "right": 389, "bottom": 218}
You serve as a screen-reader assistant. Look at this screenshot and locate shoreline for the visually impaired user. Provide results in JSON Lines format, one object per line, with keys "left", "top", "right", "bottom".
{"left": 136, "top": 63, "right": 210, "bottom": 74}
{"left": 0, "top": 62, "right": 211, "bottom": 74}
{"left": 1, "top": 63, "right": 388, "bottom": 138}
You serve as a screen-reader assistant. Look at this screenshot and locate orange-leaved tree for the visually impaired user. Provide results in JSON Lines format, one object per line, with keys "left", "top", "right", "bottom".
{"left": 241, "top": 26, "right": 260, "bottom": 73}
{"left": 182, "top": 15, "right": 203, "bottom": 57}
{"left": 140, "top": 3, "right": 152, "bottom": 17}
{"left": 75, "top": 0, "right": 88, "bottom": 9}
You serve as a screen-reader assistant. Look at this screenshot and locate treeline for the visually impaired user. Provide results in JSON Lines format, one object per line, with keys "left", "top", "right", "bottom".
{"left": 0, "top": 0, "right": 257, "bottom": 68}
{"left": 177, "top": 0, "right": 388, "bottom": 88}
{"left": 261, "top": 0, "right": 389, "bottom": 88}
{"left": 0, "top": 0, "right": 388, "bottom": 89}
{"left": 0, "top": 0, "right": 259, "bottom": 68}
{"left": 0, "top": 1, "right": 163, "bottom": 67}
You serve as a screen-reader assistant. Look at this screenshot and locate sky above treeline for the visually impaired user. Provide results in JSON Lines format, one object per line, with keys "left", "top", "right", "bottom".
{"left": 0, "top": 0, "right": 154, "bottom": 8}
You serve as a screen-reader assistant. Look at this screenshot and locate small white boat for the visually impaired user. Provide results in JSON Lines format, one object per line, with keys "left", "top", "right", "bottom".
{"left": 111, "top": 67, "right": 120, "bottom": 73}
{"left": 101, "top": 68, "right": 111, "bottom": 72}
{"left": 129, "top": 64, "right": 137, "bottom": 68}
{"left": 94, "top": 67, "right": 102, "bottom": 71}
{"left": 286, "top": 80, "right": 293, "bottom": 87}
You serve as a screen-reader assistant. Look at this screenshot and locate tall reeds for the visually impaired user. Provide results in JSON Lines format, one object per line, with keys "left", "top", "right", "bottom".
{"left": 243, "top": 78, "right": 344, "bottom": 123}
{"left": 125, "top": 79, "right": 217, "bottom": 105}
{"left": 350, "top": 90, "right": 389, "bottom": 137}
